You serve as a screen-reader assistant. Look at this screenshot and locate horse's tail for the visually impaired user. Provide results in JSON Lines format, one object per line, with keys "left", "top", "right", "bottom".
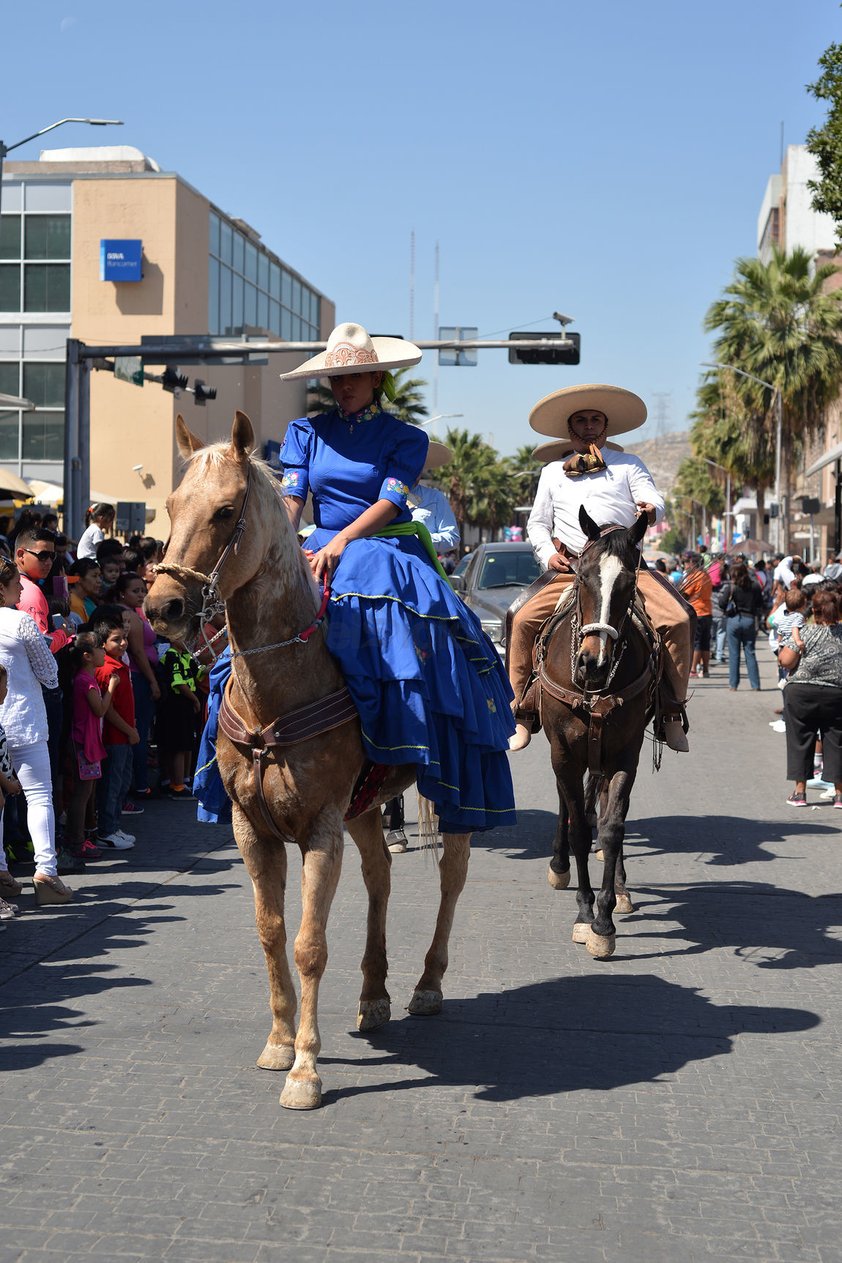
{"left": 417, "top": 793, "right": 440, "bottom": 856}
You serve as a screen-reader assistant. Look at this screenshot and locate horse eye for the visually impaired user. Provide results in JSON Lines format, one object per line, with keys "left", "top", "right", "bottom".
{"left": 214, "top": 506, "right": 235, "bottom": 521}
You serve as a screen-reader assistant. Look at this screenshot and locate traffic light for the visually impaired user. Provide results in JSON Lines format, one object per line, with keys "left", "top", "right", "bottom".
{"left": 161, "top": 365, "right": 189, "bottom": 393}
{"left": 193, "top": 379, "right": 218, "bottom": 406}
{"left": 799, "top": 496, "right": 821, "bottom": 515}
{"left": 508, "top": 331, "right": 581, "bottom": 365}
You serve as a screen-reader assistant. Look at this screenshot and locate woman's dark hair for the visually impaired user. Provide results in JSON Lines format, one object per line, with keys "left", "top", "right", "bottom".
{"left": 68, "top": 630, "right": 103, "bottom": 672}
{"left": 138, "top": 536, "right": 160, "bottom": 562}
{"left": 67, "top": 557, "right": 101, "bottom": 582}
{"left": 730, "top": 562, "right": 751, "bottom": 589}
{"left": 811, "top": 589, "right": 840, "bottom": 625}
{"left": 121, "top": 547, "right": 140, "bottom": 573}
{"left": 0, "top": 557, "right": 18, "bottom": 589}
{"left": 112, "top": 571, "right": 146, "bottom": 602}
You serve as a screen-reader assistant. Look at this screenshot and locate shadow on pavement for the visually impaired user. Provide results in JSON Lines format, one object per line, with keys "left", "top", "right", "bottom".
{"left": 629, "top": 879, "right": 842, "bottom": 969}
{"left": 624, "top": 814, "right": 839, "bottom": 866}
{"left": 330, "top": 972, "right": 818, "bottom": 1104}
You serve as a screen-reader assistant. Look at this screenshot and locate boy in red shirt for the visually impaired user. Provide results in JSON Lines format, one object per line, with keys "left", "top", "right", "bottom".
{"left": 92, "top": 615, "right": 139, "bottom": 850}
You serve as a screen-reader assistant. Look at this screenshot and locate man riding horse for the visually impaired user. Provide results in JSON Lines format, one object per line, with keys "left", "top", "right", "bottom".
{"left": 507, "top": 383, "right": 695, "bottom": 754}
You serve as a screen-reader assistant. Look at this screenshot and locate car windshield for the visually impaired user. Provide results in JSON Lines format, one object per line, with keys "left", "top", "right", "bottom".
{"left": 476, "top": 550, "right": 541, "bottom": 590}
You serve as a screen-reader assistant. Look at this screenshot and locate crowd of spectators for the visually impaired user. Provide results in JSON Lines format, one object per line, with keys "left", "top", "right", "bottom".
{"left": 666, "top": 544, "right": 842, "bottom": 810}
{"left": 0, "top": 506, "right": 211, "bottom": 921}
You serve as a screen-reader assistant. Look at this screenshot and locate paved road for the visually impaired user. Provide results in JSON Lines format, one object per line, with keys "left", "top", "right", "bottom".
{"left": 2, "top": 659, "right": 841, "bottom": 1263}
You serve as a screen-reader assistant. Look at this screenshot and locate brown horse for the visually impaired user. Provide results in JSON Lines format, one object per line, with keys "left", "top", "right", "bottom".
{"left": 145, "top": 412, "right": 472, "bottom": 1110}
{"left": 538, "top": 506, "right": 657, "bottom": 959}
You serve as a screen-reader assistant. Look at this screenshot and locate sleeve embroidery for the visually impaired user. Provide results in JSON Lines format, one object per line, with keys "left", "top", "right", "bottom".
{"left": 19, "top": 615, "right": 59, "bottom": 689}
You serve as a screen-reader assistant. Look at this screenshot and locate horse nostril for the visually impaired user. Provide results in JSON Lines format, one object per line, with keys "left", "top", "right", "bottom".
{"left": 163, "top": 598, "right": 184, "bottom": 622}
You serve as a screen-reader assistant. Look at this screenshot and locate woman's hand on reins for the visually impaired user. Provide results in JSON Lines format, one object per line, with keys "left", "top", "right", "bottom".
{"left": 309, "top": 535, "right": 348, "bottom": 582}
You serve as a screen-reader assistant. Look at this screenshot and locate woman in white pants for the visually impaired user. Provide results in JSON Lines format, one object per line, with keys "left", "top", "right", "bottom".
{"left": 0, "top": 558, "right": 72, "bottom": 905}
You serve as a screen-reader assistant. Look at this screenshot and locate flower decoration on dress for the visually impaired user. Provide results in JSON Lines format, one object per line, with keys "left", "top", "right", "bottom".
{"left": 281, "top": 470, "right": 304, "bottom": 492}
{"left": 384, "top": 478, "right": 409, "bottom": 498}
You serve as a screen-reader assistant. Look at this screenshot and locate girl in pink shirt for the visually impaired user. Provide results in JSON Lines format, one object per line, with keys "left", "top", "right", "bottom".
{"left": 66, "top": 632, "right": 117, "bottom": 860}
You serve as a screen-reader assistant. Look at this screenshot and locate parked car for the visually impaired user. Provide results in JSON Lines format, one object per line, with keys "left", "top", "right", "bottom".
{"left": 449, "top": 541, "right": 542, "bottom": 653}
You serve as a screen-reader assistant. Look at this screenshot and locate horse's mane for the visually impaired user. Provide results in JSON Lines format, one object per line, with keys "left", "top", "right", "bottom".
{"left": 187, "top": 444, "right": 286, "bottom": 507}
{"left": 584, "top": 524, "right": 639, "bottom": 563}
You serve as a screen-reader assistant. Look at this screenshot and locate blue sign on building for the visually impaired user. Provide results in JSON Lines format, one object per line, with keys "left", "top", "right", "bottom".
{"left": 100, "top": 239, "right": 143, "bottom": 282}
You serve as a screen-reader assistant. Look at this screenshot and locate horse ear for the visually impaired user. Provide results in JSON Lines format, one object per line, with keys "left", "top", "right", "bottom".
{"left": 631, "top": 510, "right": 649, "bottom": 545}
{"left": 231, "top": 410, "right": 255, "bottom": 457}
{"left": 578, "top": 505, "right": 602, "bottom": 541}
{"left": 175, "top": 414, "right": 204, "bottom": 459}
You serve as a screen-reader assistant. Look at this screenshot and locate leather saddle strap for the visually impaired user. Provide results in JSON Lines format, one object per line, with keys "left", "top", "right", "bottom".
{"left": 251, "top": 748, "right": 294, "bottom": 845}
{"left": 218, "top": 682, "right": 357, "bottom": 750}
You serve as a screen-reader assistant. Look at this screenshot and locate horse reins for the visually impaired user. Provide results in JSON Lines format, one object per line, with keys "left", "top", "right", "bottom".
{"left": 151, "top": 458, "right": 360, "bottom": 844}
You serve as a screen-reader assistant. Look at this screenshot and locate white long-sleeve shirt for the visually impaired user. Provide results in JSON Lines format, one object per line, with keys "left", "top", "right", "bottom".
{"left": 0, "top": 608, "right": 59, "bottom": 746}
{"left": 527, "top": 450, "right": 664, "bottom": 568}
{"left": 407, "top": 482, "right": 460, "bottom": 552}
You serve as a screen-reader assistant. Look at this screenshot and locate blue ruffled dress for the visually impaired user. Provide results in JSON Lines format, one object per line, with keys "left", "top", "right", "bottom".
{"left": 196, "top": 403, "right": 515, "bottom": 834}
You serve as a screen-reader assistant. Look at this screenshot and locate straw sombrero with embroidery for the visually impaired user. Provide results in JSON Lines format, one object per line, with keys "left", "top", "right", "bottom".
{"left": 532, "top": 438, "right": 624, "bottom": 462}
{"left": 529, "top": 384, "right": 647, "bottom": 438}
{"left": 279, "top": 321, "right": 422, "bottom": 380}
{"left": 423, "top": 440, "right": 453, "bottom": 471}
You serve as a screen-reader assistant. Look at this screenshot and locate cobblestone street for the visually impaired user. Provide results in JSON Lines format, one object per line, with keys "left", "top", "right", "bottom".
{"left": 2, "top": 664, "right": 841, "bottom": 1263}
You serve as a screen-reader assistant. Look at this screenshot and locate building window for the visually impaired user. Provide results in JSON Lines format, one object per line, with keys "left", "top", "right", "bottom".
{"left": 0, "top": 361, "right": 65, "bottom": 463}
{"left": 207, "top": 210, "right": 321, "bottom": 339}
{"left": 22, "top": 412, "right": 64, "bottom": 461}
{"left": 0, "top": 211, "right": 71, "bottom": 313}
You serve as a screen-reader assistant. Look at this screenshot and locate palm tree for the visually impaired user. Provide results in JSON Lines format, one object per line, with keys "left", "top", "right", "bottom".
{"left": 427, "top": 427, "right": 514, "bottom": 535}
{"left": 690, "top": 372, "right": 775, "bottom": 529}
{"left": 306, "top": 367, "right": 429, "bottom": 424}
{"left": 704, "top": 245, "right": 842, "bottom": 549}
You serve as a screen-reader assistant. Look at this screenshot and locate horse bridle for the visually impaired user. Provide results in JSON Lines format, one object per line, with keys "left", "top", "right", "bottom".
{"left": 570, "top": 527, "right": 643, "bottom": 694}
{"left": 154, "top": 463, "right": 254, "bottom": 627}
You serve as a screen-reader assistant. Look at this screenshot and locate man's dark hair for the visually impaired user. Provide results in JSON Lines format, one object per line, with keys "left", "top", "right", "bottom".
{"left": 95, "top": 538, "right": 124, "bottom": 564}
{"left": 15, "top": 526, "right": 56, "bottom": 553}
{"left": 121, "top": 548, "right": 140, "bottom": 573}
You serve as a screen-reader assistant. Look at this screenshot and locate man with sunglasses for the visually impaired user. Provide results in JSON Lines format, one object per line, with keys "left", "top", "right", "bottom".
{"left": 14, "top": 528, "right": 56, "bottom": 635}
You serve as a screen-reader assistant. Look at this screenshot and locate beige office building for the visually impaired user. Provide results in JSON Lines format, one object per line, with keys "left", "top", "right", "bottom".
{"left": 0, "top": 146, "right": 334, "bottom": 532}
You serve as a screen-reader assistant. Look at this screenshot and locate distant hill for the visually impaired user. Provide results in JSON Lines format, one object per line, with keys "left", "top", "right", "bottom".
{"left": 625, "top": 431, "right": 692, "bottom": 497}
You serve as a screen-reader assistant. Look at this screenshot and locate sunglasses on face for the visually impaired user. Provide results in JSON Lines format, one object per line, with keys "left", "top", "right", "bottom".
{"left": 24, "top": 549, "right": 55, "bottom": 562}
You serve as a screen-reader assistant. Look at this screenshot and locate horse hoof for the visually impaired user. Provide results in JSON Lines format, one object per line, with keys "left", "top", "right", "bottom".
{"left": 586, "top": 930, "right": 616, "bottom": 959}
{"left": 407, "top": 988, "right": 443, "bottom": 1016}
{"left": 548, "top": 865, "right": 570, "bottom": 890}
{"left": 256, "top": 1041, "right": 295, "bottom": 1071}
{"left": 594, "top": 848, "right": 605, "bottom": 862}
{"left": 280, "top": 1075, "right": 322, "bottom": 1110}
{"left": 615, "top": 893, "right": 635, "bottom": 915}
{"left": 357, "top": 997, "right": 391, "bottom": 1031}
{"left": 571, "top": 922, "right": 591, "bottom": 944}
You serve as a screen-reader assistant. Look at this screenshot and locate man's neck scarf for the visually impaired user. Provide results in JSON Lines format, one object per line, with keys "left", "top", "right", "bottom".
{"left": 562, "top": 443, "right": 607, "bottom": 478}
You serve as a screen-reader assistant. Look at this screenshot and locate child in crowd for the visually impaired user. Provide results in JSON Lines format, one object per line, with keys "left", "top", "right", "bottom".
{"left": 158, "top": 638, "right": 202, "bottom": 800}
{"left": 0, "top": 665, "right": 24, "bottom": 917}
{"left": 91, "top": 614, "right": 139, "bottom": 850}
{"left": 770, "top": 587, "right": 808, "bottom": 683}
{"left": 65, "top": 632, "right": 116, "bottom": 863}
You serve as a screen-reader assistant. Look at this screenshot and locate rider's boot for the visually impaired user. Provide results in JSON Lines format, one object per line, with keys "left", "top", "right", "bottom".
{"left": 662, "top": 713, "right": 690, "bottom": 752}
{"left": 509, "top": 723, "right": 532, "bottom": 752}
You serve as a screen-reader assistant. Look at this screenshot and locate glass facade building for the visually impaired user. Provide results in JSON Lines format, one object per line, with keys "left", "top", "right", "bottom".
{"left": 208, "top": 210, "right": 320, "bottom": 340}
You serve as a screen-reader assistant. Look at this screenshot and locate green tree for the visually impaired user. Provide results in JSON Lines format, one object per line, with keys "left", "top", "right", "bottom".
{"left": 428, "top": 427, "right": 515, "bottom": 534}
{"left": 703, "top": 245, "right": 842, "bottom": 549}
{"left": 306, "top": 367, "right": 429, "bottom": 424}
{"left": 689, "top": 372, "right": 775, "bottom": 528}
{"left": 807, "top": 40, "right": 842, "bottom": 242}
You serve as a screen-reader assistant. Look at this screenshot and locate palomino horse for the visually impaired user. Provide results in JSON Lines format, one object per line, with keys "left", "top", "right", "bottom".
{"left": 145, "top": 412, "right": 473, "bottom": 1110}
{"left": 537, "top": 506, "right": 657, "bottom": 959}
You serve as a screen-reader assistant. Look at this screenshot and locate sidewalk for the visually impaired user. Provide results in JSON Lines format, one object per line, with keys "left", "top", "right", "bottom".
{"left": 1, "top": 661, "right": 841, "bottom": 1263}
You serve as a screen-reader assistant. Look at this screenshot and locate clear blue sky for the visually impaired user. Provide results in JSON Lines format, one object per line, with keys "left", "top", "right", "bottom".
{"left": 3, "top": 0, "right": 840, "bottom": 452}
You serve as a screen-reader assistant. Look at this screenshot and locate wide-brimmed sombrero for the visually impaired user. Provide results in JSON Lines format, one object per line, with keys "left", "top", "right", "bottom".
{"left": 423, "top": 440, "right": 453, "bottom": 471}
{"left": 532, "top": 438, "right": 624, "bottom": 462}
{"left": 279, "top": 322, "right": 422, "bottom": 381}
{"left": 529, "top": 384, "right": 647, "bottom": 438}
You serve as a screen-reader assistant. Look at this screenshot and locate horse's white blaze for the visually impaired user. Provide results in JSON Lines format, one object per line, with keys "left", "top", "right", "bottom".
{"left": 596, "top": 555, "right": 624, "bottom": 665}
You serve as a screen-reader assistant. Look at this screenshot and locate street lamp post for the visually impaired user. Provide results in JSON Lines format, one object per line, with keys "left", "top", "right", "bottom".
{"left": 0, "top": 117, "right": 123, "bottom": 219}
{"left": 418, "top": 412, "right": 463, "bottom": 429}
{"left": 701, "top": 361, "right": 783, "bottom": 551}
